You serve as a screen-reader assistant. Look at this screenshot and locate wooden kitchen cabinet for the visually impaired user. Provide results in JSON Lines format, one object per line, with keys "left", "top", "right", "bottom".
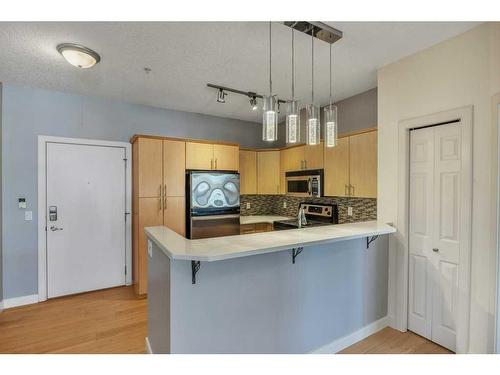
{"left": 324, "top": 137, "right": 350, "bottom": 197}
{"left": 136, "top": 138, "right": 163, "bottom": 198}
{"left": 163, "top": 197, "right": 186, "bottom": 236}
{"left": 282, "top": 145, "right": 304, "bottom": 172}
{"left": 163, "top": 139, "right": 185, "bottom": 197}
{"left": 186, "top": 142, "right": 239, "bottom": 171}
{"left": 186, "top": 142, "right": 214, "bottom": 170}
{"left": 239, "top": 150, "right": 257, "bottom": 194}
{"left": 304, "top": 142, "right": 324, "bottom": 170}
{"left": 213, "top": 144, "right": 239, "bottom": 171}
{"left": 257, "top": 150, "right": 280, "bottom": 195}
{"left": 349, "top": 131, "right": 377, "bottom": 198}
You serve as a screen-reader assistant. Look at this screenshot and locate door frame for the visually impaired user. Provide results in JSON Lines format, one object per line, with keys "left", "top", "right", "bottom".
{"left": 394, "top": 106, "right": 473, "bottom": 353}
{"left": 494, "top": 93, "right": 500, "bottom": 353}
{"left": 37, "top": 136, "right": 132, "bottom": 302}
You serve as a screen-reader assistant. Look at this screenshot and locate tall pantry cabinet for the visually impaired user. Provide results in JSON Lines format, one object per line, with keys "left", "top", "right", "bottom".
{"left": 132, "top": 136, "right": 186, "bottom": 296}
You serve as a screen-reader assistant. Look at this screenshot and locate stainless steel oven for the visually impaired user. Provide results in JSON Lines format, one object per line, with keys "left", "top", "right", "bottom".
{"left": 285, "top": 169, "right": 323, "bottom": 197}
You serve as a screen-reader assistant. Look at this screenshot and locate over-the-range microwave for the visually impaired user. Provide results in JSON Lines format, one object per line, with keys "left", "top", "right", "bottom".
{"left": 285, "top": 169, "right": 323, "bottom": 198}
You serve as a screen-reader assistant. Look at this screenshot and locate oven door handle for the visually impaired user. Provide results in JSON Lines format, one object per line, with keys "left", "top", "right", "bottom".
{"left": 191, "top": 214, "right": 240, "bottom": 221}
{"left": 308, "top": 178, "right": 312, "bottom": 195}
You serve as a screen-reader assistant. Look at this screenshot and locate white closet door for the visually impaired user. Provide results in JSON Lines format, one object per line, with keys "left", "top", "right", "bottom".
{"left": 430, "top": 123, "right": 461, "bottom": 351}
{"left": 408, "top": 126, "right": 435, "bottom": 339}
{"left": 408, "top": 123, "right": 462, "bottom": 352}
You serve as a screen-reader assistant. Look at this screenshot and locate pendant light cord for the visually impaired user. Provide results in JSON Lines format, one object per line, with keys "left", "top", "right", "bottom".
{"left": 329, "top": 44, "right": 332, "bottom": 110}
{"left": 269, "top": 21, "right": 272, "bottom": 95}
{"left": 311, "top": 26, "right": 314, "bottom": 104}
{"left": 291, "top": 28, "right": 294, "bottom": 99}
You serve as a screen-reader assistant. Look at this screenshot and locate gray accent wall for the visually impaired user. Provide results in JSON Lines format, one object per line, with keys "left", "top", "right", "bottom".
{"left": 0, "top": 83, "right": 3, "bottom": 305}
{"left": 1, "top": 84, "right": 278, "bottom": 299}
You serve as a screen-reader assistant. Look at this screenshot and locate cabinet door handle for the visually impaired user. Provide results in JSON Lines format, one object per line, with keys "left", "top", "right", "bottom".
{"left": 215, "top": 158, "right": 218, "bottom": 170}
{"left": 163, "top": 184, "right": 167, "bottom": 198}
{"left": 277, "top": 185, "right": 279, "bottom": 194}
{"left": 164, "top": 196, "right": 167, "bottom": 210}
{"left": 305, "top": 160, "right": 307, "bottom": 170}
{"left": 211, "top": 159, "right": 213, "bottom": 170}
{"left": 345, "top": 184, "right": 349, "bottom": 196}
{"left": 350, "top": 184, "right": 355, "bottom": 196}
{"left": 159, "top": 196, "right": 162, "bottom": 211}
{"left": 432, "top": 248, "right": 439, "bottom": 253}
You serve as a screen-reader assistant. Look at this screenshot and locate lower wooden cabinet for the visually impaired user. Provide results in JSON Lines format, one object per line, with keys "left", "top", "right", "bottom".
{"left": 240, "top": 222, "right": 273, "bottom": 234}
{"left": 163, "top": 197, "right": 186, "bottom": 236}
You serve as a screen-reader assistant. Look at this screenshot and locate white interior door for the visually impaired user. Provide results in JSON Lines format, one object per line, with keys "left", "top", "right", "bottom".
{"left": 46, "top": 142, "right": 126, "bottom": 298}
{"left": 409, "top": 122, "right": 462, "bottom": 352}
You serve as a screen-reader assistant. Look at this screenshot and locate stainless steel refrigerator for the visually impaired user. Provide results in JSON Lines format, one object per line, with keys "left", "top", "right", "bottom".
{"left": 185, "top": 171, "right": 240, "bottom": 239}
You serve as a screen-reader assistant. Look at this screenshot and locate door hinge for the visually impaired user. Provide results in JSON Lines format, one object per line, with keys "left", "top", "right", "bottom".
{"left": 125, "top": 212, "right": 131, "bottom": 221}
{"left": 125, "top": 265, "right": 127, "bottom": 275}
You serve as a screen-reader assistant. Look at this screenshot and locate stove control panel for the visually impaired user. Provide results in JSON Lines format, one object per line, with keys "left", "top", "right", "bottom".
{"left": 301, "top": 203, "right": 333, "bottom": 218}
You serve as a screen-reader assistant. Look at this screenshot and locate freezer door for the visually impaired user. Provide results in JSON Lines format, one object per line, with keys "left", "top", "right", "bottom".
{"left": 190, "top": 214, "right": 240, "bottom": 239}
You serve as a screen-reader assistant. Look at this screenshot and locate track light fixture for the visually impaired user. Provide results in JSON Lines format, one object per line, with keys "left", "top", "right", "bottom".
{"left": 249, "top": 95, "right": 258, "bottom": 110}
{"left": 216, "top": 88, "right": 227, "bottom": 103}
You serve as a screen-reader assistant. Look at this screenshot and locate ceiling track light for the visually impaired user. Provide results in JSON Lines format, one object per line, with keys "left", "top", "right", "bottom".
{"left": 249, "top": 94, "right": 258, "bottom": 110}
{"left": 57, "top": 43, "right": 101, "bottom": 69}
{"left": 207, "top": 84, "right": 288, "bottom": 105}
{"left": 216, "top": 88, "right": 227, "bottom": 103}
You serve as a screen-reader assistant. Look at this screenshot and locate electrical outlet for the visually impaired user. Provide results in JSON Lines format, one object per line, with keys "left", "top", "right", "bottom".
{"left": 283, "top": 201, "right": 287, "bottom": 209}
{"left": 246, "top": 202, "right": 251, "bottom": 209}
{"left": 347, "top": 207, "right": 353, "bottom": 216}
{"left": 148, "top": 240, "right": 153, "bottom": 258}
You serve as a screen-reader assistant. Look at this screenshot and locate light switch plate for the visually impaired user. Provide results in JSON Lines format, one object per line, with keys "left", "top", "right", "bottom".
{"left": 246, "top": 202, "right": 251, "bottom": 209}
{"left": 147, "top": 240, "right": 153, "bottom": 258}
{"left": 25, "top": 211, "right": 33, "bottom": 221}
{"left": 347, "top": 207, "right": 353, "bottom": 216}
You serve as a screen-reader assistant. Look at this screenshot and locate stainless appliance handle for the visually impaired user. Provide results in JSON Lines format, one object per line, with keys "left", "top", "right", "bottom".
{"left": 192, "top": 214, "right": 240, "bottom": 221}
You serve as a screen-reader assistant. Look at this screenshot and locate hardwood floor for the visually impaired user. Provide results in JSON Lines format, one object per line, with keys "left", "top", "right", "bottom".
{"left": 0, "top": 287, "right": 450, "bottom": 354}
{"left": 0, "top": 286, "right": 147, "bottom": 354}
{"left": 339, "top": 327, "right": 453, "bottom": 354}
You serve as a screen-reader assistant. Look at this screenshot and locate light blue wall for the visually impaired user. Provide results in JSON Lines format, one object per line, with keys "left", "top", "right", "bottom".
{"left": 1, "top": 83, "right": 276, "bottom": 299}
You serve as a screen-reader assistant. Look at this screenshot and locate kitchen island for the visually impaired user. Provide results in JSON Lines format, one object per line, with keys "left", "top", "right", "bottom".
{"left": 145, "top": 221, "right": 395, "bottom": 354}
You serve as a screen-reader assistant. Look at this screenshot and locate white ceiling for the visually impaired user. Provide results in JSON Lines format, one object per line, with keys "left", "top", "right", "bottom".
{"left": 0, "top": 22, "right": 480, "bottom": 123}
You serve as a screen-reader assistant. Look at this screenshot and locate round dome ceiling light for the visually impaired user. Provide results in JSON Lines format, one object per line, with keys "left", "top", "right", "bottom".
{"left": 56, "top": 43, "right": 101, "bottom": 69}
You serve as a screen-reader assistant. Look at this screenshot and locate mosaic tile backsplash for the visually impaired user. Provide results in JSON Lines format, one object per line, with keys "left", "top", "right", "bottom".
{"left": 240, "top": 195, "right": 377, "bottom": 224}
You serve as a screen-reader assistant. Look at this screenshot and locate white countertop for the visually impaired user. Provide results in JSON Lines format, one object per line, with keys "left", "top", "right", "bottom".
{"left": 145, "top": 220, "right": 396, "bottom": 262}
{"left": 240, "top": 215, "right": 292, "bottom": 225}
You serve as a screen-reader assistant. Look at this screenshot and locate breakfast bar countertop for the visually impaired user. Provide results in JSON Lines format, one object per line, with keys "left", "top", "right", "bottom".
{"left": 239, "top": 215, "right": 293, "bottom": 225}
{"left": 145, "top": 220, "right": 395, "bottom": 262}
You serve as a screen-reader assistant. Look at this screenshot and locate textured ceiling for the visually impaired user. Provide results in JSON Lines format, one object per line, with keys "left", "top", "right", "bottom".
{"left": 0, "top": 22, "right": 480, "bottom": 123}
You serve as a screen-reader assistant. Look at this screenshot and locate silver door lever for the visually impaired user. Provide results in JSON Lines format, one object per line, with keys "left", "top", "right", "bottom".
{"left": 50, "top": 226, "right": 63, "bottom": 231}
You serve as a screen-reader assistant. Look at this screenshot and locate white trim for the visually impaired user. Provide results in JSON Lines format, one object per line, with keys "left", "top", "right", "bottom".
{"left": 145, "top": 337, "right": 153, "bottom": 354}
{"left": 3, "top": 294, "right": 39, "bottom": 309}
{"left": 37, "top": 136, "right": 132, "bottom": 302}
{"left": 392, "top": 106, "right": 473, "bottom": 353}
{"left": 311, "top": 316, "right": 388, "bottom": 354}
{"left": 495, "top": 98, "right": 500, "bottom": 354}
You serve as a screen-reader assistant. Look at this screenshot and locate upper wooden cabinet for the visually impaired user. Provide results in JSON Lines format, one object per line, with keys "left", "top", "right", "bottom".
{"left": 323, "top": 129, "right": 377, "bottom": 198}
{"left": 135, "top": 138, "right": 163, "bottom": 198}
{"left": 163, "top": 139, "right": 185, "bottom": 197}
{"left": 281, "top": 146, "right": 304, "bottom": 172}
{"left": 304, "top": 142, "right": 324, "bottom": 170}
{"left": 324, "top": 137, "right": 350, "bottom": 197}
{"left": 257, "top": 151, "right": 280, "bottom": 195}
{"left": 349, "top": 131, "right": 377, "bottom": 198}
{"left": 213, "top": 144, "right": 239, "bottom": 171}
{"left": 186, "top": 142, "right": 214, "bottom": 170}
{"left": 239, "top": 150, "right": 257, "bottom": 195}
{"left": 186, "top": 142, "right": 239, "bottom": 171}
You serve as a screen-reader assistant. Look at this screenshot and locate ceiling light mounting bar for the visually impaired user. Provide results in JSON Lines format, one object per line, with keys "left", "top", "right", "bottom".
{"left": 282, "top": 21, "right": 343, "bottom": 45}
{"left": 207, "top": 83, "right": 288, "bottom": 104}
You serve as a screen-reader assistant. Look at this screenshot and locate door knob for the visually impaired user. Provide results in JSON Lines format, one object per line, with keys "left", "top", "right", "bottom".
{"left": 50, "top": 225, "right": 63, "bottom": 231}
{"left": 432, "top": 248, "right": 439, "bottom": 252}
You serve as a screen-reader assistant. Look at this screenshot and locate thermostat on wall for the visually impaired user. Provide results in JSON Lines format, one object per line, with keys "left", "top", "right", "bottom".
{"left": 18, "top": 198, "right": 27, "bottom": 209}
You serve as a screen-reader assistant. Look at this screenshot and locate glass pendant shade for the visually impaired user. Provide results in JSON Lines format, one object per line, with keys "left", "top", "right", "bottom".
{"left": 324, "top": 105, "right": 338, "bottom": 148}
{"left": 285, "top": 100, "right": 300, "bottom": 144}
{"left": 262, "top": 95, "right": 278, "bottom": 142}
{"left": 306, "top": 104, "right": 320, "bottom": 145}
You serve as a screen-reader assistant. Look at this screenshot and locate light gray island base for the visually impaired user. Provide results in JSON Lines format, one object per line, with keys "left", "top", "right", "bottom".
{"left": 146, "top": 222, "right": 393, "bottom": 354}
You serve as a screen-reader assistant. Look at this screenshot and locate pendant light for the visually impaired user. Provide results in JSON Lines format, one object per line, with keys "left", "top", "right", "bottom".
{"left": 324, "top": 44, "right": 338, "bottom": 148}
{"left": 286, "top": 28, "right": 300, "bottom": 144}
{"left": 262, "top": 22, "right": 278, "bottom": 142}
{"left": 306, "top": 26, "right": 320, "bottom": 146}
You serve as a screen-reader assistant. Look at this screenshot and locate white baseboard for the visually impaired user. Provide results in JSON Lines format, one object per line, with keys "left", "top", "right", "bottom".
{"left": 145, "top": 337, "right": 153, "bottom": 354}
{"left": 311, "top": 316, "right": 389, "bottom": 354}
{"left": 3, "top": 294, "right": 39, "bottom": 309}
